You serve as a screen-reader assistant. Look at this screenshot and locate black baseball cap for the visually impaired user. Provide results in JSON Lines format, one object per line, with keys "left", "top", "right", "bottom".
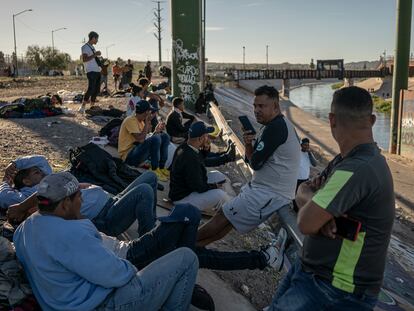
{"left": 135, "top": 100, "right": 151, "bottom": 114}
{"left": 189, "top": 121, "right": 215, "bottom": 138}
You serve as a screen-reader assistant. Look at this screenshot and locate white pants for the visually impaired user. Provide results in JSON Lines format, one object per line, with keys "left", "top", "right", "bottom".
{"left": 165, "top": 143, "right": 177, "bottom": 169}
{"left": 173, "top": 171, "right": 231, "bottom": 212}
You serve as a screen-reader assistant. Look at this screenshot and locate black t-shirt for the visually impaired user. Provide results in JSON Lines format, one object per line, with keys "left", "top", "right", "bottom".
{"left": 301, "top": 143, "right": 395, "bottom": 296}
{"left": 124, "top": 64, "right": 133, "bottom": 79}
{"left": 169, "top": 143, "right": 215, "bottom": 201}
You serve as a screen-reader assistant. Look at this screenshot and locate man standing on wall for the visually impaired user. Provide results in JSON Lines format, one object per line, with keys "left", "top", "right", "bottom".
{"left": 80, "top": 31, "right": 102, "bottom": 113}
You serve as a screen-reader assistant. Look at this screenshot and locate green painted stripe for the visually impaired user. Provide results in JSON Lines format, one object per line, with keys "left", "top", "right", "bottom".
{"left": 312, "top": 170, "right": 353, "bottom": 209}
{"left": 332, "top": 232, "right": 366, "bottom": 293}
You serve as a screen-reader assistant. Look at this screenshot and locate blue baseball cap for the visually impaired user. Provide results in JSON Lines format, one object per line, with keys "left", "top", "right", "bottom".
{"left": 189, "top": 121, "right": 215, "bottom": 138}
{"left": 135, "top": 100, "right": 150, "bottom": 114}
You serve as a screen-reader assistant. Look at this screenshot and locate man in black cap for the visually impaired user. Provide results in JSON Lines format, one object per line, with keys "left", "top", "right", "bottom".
{"left": 118, "top": 99, "right": 170, "bottom": 182}
{"left": 169, "top": 121, "right": 231, "bottom": 213}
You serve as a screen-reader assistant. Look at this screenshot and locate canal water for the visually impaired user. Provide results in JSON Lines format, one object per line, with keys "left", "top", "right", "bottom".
{"left": 290, "top": 83, "right": 391, "bottom": 150}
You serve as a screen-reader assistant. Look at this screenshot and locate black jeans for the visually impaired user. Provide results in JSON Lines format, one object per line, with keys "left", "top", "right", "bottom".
{"left": 84, "top": 71, "right": 101, "bottom": 103}
{"left": 204, "top": 151, "right": 228, "bottom": 167}
{"left": 126, "top": 204, "right": 266, "bottom": 270}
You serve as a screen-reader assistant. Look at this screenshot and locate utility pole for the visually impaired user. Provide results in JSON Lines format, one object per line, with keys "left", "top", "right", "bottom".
{"left": 243, "top": 46, "right": 246, "bottom": 69}
{"left": 200, "top": 0, "right": 206, "bottom": 89}
{"left": 153, "top": 1, "right": 164, "bottom": 66}
{"left": 390, "top": 0, "right": 412, "bottom": 154}
{"left": 266, "top": 45, "right": 269, "bottom": 70}
{"left": 52, "top": 27, "right": 67, "bottom": 55}
{"left": 12, "top": 9, "right": 32, "bottom": 77}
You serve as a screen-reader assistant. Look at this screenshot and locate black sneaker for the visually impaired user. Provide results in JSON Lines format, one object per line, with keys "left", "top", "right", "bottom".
{"left": 191, "top": 284, "right": 215, "bottom": 311}
{"left": 225, "top": 143, "right": 236, "bottom": 163}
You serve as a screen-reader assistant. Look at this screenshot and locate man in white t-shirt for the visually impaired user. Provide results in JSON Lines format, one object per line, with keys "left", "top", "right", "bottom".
{"left": 297, "top": 138, "right": 317, "bottom": 188}
{"left": 80, "top": 31, "right": 102, "bottom": 113}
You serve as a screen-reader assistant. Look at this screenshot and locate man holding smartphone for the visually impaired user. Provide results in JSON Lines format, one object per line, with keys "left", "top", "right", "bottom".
{"left": 267, "top": 86, "right": 395, "bottom": 310}
{"left": 197, "top": 85, "right": 300, "bottom": 247}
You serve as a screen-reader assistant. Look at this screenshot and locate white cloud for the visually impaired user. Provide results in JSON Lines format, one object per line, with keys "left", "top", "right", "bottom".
{"left": 129, "top": 1, "right": 143, "bottom": 6}
{"left": 245, "top": 2, "right": 263, "bottom": 7}
{"left": 206, "top": 27, "right": 225, "bottom": 32}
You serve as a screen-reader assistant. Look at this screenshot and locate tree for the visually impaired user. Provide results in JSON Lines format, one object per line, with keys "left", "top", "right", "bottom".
{"left": 26, "top": 45, "right": 42, "bottom": 69}
{"left": 310, "top": 58, "right": 315, "bottom": 70}
{"left": 25, "top": 45, "right": 72, "bottom": 72}
{"left": 0, "top": 51, "right": 5, "bottom": 65}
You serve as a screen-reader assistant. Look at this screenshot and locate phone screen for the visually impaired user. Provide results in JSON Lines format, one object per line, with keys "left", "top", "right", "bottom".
{"left": 335, "top": 217, "right": 361, "bottom": 241}
{"left": 238, "top": 116, "right": 256, "bottom": 135}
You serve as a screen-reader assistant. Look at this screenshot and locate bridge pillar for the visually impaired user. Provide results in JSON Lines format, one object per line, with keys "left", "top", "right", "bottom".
{"left": 171, "top": 0, "right": 202, "bottom": 110}
{"left": 344, "top": 78, "right": 354, "bottom": 87}
{"left": 282, "top": 79, "right": 290, "bottom": 98}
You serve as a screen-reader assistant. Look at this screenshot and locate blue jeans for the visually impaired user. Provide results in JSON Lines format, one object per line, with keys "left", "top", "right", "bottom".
{"left": 126, "top": 204, "right": 267, "bottom": 271}
{"left": 125, "top": 133, "right": 170, "bottom": 170}
{"left": 93, "top": 172, "right": 158, "bottom": 237}
{"left": 96, "top": 247, "right": 198, "bottom": 311}
{"left": 268, "top": 259, "right": 378, "bottom": 311}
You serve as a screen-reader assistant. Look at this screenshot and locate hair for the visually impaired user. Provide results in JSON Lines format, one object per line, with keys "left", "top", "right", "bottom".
{"left": 254, "top": 85, "right": 279, "bottom": 102}
{"left": 301, "top": 138, "right": 310, "bottom": 144}
{"left": 52, "top": 94, "right": 62, "bottom": 105}
{"left": 88, "top": 31, "right": 99, "bottom": 40}
{"left": 138, "top": 77, "right": 149, "bottom": 87}
{"left": 37, "top": 191, "right": 80, "bottom": 213}
{"left": 13, "top": 168, "right": 32, "bottom": 190}
{"left": 173, "top": 97, "right": 184, "bottom": 108}
{"left": 131, "top": 84, "right": 143, "bottom": 96}
{"left": 331, "top": 86, "right": 373, "bottom": 126}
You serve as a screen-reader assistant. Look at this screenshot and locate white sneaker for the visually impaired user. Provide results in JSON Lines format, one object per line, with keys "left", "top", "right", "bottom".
{"left": 262, "top": 227, "right": 288, "bottom": 271}
{"left": 78, "top": 105, "right": 86, "bottom": 114}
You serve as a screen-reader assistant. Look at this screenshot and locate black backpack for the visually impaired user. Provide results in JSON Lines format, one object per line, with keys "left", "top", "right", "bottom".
{"left": 69, "top": 143, "right": 163, "bottom": 194}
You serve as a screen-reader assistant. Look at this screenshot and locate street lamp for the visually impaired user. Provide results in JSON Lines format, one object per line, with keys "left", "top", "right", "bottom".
{"left": 243, "top": 46, "right": 245, "bottom": 70}
{"left": 12, "top": 8, "right": 33, "bottom": 77}
{"left": 266, "top": 45, "right": 269, "bottom": 70}
{"left": 52, "top": 27, "right": 67, "bottom": 55}
{"left": 105, "top": 44, "right": 115, "bottom": 59}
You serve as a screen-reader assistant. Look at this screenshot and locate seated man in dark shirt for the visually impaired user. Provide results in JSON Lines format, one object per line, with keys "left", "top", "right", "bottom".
{"left": 169, "top": 121, "right": 232, "bottom": 213}
{"left": 166, "top": 97, "right": 196, "bottom": 144}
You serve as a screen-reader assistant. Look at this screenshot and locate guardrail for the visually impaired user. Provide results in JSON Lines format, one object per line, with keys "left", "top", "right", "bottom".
{"left": 233, "top": 68, "right": 391, "bottom": 81}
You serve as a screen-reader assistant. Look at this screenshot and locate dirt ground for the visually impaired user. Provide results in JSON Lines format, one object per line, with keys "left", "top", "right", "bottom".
{"left": 0, "top": 76, "right": 281, "bottom": 310}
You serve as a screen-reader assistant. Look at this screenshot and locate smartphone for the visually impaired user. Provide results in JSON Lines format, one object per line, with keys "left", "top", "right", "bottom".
{"left": 238, "top": 115, "right": 256, "bottom": 135}
{"left": 335, "top": 216, "right": 362, "bottom": 241}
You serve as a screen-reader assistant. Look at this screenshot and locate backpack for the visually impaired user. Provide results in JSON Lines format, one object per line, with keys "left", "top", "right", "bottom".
{"left": 69, "top": 143, "right": 140, "bottom": 194}
{"left": 99, "top": 118, "right": 123, "bottom": 137}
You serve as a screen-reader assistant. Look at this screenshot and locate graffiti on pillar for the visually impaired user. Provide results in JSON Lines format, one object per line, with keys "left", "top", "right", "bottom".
{"left": 401, "top": 90, "right": 414, "bottom": 159}
{"left": 173, "top": 39, "right": 199, "bottom": 104}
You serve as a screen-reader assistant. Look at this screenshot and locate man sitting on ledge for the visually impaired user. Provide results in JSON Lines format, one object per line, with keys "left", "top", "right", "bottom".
{"left": 196, "top": 85, "right": 301, "bottom": 246}
{"left": 166, "top": 97, "right": 196, "bottom": 144}
{"left": 169, "top": 121, "right": 232, "bottom": 213}
{"left": 118, "top": 99, "right": 170, "bottom": 182}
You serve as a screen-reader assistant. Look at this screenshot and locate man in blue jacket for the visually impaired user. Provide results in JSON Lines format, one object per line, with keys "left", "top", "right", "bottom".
{"left": 1, "top": 155, "right": 157, "bottom": 237}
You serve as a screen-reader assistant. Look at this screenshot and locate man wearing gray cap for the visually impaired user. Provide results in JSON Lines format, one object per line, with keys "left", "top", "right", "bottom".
{"left": 3, "top": 155, "right": 158, "bottom": 238}
{"left": 13, "top": 172, "right": 199, "bottom": 311}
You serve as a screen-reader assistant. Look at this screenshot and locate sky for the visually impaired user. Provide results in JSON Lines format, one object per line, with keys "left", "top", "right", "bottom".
{"left": 0, "top": 0, "right": 413, "bottom": 64}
